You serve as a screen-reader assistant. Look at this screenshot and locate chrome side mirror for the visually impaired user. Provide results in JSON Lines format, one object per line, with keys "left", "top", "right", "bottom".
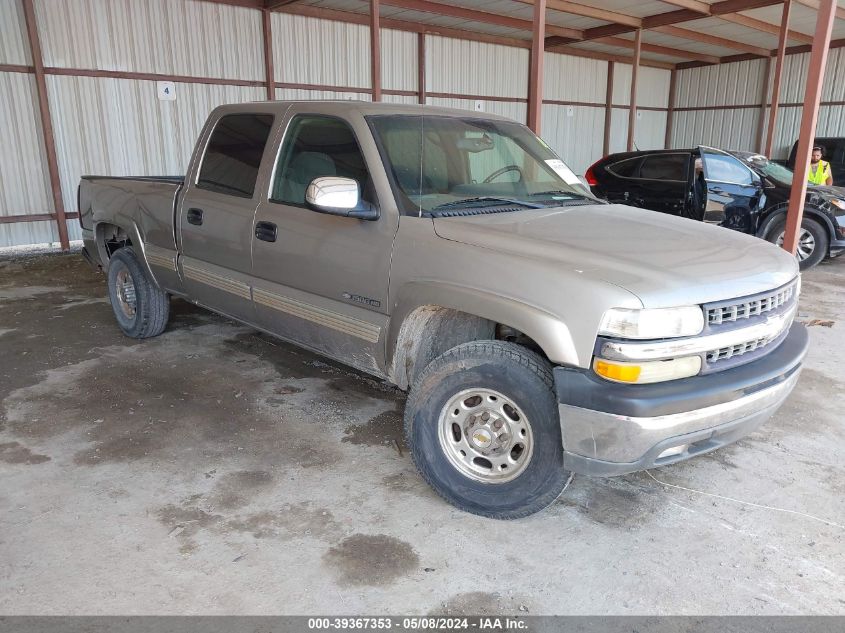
{"left": 305, "top": 176, "right": 378, "bottom": 220}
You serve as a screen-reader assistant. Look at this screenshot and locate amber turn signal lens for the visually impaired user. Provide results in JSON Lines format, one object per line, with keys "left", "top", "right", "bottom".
{"left": 594, "top": 359, "right": 642, "bottom": 383}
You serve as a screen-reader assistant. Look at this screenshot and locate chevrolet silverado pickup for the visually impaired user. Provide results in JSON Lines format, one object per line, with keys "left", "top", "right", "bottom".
{"left": 79, "top": 101, "right": 808, "bottom": 518}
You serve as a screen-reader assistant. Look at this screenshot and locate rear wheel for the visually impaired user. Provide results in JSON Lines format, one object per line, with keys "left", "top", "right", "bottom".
{"left": 404, "top": 341, "right": 570, "bottom": 519}
{"left": 768, "top": 217, "right": 828, "bottom": 270}
{"left": 107, "top": 247, "right": 169, "bottom": 338}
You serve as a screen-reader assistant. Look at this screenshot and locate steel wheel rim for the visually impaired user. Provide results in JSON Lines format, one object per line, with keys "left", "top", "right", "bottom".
{"left": 437, "top": 388, "right": 534, "bottom": 484}
{"left": 776, "top": 228, "right": 815, "bottom": 261}
{"left": 114, "top": 266, "right": 137, "bottom": 319}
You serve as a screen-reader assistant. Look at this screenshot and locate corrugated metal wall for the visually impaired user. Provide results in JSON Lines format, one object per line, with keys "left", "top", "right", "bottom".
{"left": 3, "top": 0, "right": 675, "bottom": 247}
{"left": 49, "top": 76, "right": 264, "bottom": 219}
{"left": 673, "top": 108, "right": 761, "bottom": 151}
{"left": 0, "top": 72, "right": 56, "bottom": 247}
{"left": 36, "top": 0, "right": 263, "bottom": 80}
{"left": 540, "top": 55, "right": 672, "bottom": 173}
{"left": 671, "top": 59, "right": 768, "bottom": 153}
{"left": 272, "top": 14, "right": 370, "bottom": 89}
{"left": 426, "top": 36, "right": 529, "bottom": 101}
{"left": 0, "top": 0, "right": 29, "bottom": 65}
{"left": 541, "top": 52, "right": 607, "bottom": 174}
{"left": 672, "top": 51, "right": 845, "bottom": 160}
{"left": 760, "top": 47, "right": 845, "bottom": 159}
{"left": 608, "top": 64, "right": 672, "bottom": 155}
{"left": 1, "top": 0, "right": 56, "bottom": 247}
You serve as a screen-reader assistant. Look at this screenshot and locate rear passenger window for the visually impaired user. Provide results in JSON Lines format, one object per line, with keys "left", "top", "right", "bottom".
{"left": 271, "top": 115, "right": 373, "bottom": 206}
{"left": 607, "top": 157, "right": 641, "bottom": 178}
{"left": 640, "top": 154, "right": 689, "bottom": 181}
{"left": 197, "top": 114, "right": 274, "bottom": 198}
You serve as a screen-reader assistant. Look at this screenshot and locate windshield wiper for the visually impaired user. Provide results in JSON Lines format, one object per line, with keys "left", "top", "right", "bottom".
{"left": 527, "top": 190, "right": 592, "bottom": 199}
{"left": 431, "top": 196, "right": 546, "bottom": 211}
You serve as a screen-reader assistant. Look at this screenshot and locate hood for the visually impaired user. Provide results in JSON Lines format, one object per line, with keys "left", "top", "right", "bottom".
{"left": 811, "top": 185, "right": 845, "bottom": 200}
{"left": 433, "top": 204, "right": 799, "bottom": 308}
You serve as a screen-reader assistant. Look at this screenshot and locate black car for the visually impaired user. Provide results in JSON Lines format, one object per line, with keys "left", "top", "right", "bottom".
{"left": 586, "top": 146, "right": 845, "bottom": 269}
{"left": 784, "top": 137, "right": 845, "bottom": 186}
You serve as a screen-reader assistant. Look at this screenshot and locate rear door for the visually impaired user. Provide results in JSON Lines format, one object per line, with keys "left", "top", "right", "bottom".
{"left": 177, "top": 112, "right": 276, "bottom": 322}
{"left": 249, "top": 107, "right": 397, "bottom": 375}
{"left": 599, "top": 156, "right": 643, "bottom": 204}
{"left": 699, "top": 146, "right": 764, "bottom": 233}
{"left": 635, "top": 152, "right": 691, "bottom": 215}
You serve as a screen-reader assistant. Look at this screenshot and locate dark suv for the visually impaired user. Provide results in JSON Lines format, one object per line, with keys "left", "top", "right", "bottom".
{"left": 587, "top": 147, "right": 845, "bottom": 269}
{"left": 784, "top": 137, "right": 845, "bottom": 186}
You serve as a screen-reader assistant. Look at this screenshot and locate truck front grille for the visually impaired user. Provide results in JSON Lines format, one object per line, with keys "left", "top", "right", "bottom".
{"left": 706, "top": 336, "right": 771, "bottom": 363}
{"left": 699, "top": 278, "right": 799, "bottom": 373}
{"left": 707, "top": 282, "right": 796, "bottom": 326}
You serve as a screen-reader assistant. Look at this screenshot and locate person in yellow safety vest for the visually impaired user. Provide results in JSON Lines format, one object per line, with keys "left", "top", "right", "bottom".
{"left": 808, "top": 145, "right": 833, "bottom": 186}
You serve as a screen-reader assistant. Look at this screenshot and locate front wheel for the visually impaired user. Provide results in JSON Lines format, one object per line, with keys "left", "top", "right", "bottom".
{"left": 404, "top": 341, "right": 570, "bottom": 519}
{"left": 768, "top": 217, "right": 828, "bottom": 270}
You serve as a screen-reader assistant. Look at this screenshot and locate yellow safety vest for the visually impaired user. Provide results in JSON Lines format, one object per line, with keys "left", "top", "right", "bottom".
{"left": 808, "top": 160, "right": 831, "bottom": 185}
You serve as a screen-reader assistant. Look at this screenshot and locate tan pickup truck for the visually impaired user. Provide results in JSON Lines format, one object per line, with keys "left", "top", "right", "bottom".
{"left": 79, "top": 101, "right": 807, "bottom": 518}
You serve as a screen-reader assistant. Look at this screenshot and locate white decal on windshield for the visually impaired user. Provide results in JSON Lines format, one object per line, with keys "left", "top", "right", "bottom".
{"left": 545, "top": 159, "right": 580, "bottom": 185}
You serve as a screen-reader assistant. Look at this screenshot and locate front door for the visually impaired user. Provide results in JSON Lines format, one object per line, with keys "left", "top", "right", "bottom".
{"left": 177, "top": 112, "right": 276, "bottom": 322}
{"left": 699, "top": 146, "right": 764, "bottom": 233}
{"left": 250, "top": 108, "right": 398, "bottom": 375}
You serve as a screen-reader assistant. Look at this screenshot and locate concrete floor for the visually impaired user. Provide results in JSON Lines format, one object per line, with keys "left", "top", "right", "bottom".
{"left": 0, "top": 247, "right": 843, "bottom": 616}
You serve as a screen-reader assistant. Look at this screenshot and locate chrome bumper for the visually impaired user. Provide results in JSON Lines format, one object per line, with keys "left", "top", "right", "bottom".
{"left": 555, "top": 322, "right": 808, "bottom": 477}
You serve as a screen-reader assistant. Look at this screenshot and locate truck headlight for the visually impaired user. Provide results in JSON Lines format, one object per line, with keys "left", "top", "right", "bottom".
{"left": 830, "top": 198, "right": 845, "bottom": 211}
{"left": 598, "top": 306, "right": 704, "bottom": 339}
{"left": 593, "top": 356, "right": 702, "bottom": 384}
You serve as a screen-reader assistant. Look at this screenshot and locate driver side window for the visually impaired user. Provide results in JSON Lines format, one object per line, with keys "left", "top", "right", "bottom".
{"left": 702, "top": 153, "right": 754, "bottom": 185}
{"left": 271, "top": 115, "right": 373, "bottom": 206}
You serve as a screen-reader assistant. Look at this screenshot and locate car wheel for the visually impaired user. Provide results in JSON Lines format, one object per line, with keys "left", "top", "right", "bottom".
{"left": 769, "top": 217, "right": 828, "bottom": 270}
{"left": 404, "top": 340, "right": 570, "bottom": 519}
{"left": 106, "top": 247, "right": 170, "bottom": 338}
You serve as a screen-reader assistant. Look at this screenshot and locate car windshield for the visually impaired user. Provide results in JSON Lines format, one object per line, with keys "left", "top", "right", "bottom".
{"left": 733, "top": 152, "right": 794, "bottom": 186}
{"left": 367, "top": 114, "right": 597, "bottom": 216}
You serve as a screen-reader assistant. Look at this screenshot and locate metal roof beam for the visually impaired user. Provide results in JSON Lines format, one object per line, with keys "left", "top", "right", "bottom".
{"left": 580, "top": 0, "right": 783, "bottom": 41}
{"left": 652, "top": 24, "right": 773, "bottom": 56}
{"left": 596, "top": 35, "right": 721, "bottom": 63}
{"left": 655, "top": 0, "right": 711, "bottom": 13}
{"left": 719, "top": 12, "right": 814, "bottom": 44}
{"left": 378, "top": 0, "right": 581, "bottom": 39}
{"left": 511, "top": 0, "right": 641, "bottom": 28}
{"left": 544, "top": 44, "right": 676, "bottom": 69}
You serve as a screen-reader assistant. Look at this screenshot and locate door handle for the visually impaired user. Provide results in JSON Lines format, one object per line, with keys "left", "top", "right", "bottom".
{"left": 710, "top": 187, "right": 726, "bottom": 196}
{"left": 255, "top": 221, "right": 277, "bottom": 243}
{"left": 187, "top": 208, "right": 204, "bottom": 226}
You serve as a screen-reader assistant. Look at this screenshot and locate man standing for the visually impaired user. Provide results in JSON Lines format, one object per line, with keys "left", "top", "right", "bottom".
{"left": 807, "top": 145, "right": 833, "bottom": 186}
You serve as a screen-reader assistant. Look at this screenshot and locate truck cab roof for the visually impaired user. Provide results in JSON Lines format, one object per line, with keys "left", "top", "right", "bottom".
{"left": 214, "top": 99, "right": 517, "bottom": 123}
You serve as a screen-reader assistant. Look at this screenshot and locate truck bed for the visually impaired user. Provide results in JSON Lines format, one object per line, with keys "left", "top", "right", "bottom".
{"left": 78, "top": 175, "right": 185, "bottom": 267}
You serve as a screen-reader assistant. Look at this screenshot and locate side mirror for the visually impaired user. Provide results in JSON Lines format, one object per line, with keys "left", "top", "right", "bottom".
{"left": 763, "top": 177, "right": 776, "bottom": 189}
{"left": 305, "top": 176, "right": 379, "bottom": 220}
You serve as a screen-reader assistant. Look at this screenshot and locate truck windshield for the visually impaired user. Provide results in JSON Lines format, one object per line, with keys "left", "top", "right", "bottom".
{"left": 367, "top": 115, "right": 596, "bottom": 216}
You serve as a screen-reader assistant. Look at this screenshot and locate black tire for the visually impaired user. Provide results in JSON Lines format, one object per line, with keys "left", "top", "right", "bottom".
{"left": 106, "top": 247, "right": 169, "bottom": 338}
{"left": 404, "top": 340, "right": 570, "bottom": 519}
{"left": 766, "top": 216, "right": 829, "bottom": 271}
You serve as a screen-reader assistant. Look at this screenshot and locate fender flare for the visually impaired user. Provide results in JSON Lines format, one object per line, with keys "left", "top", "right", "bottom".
{"left": 386, "top": 280, "right": 579, "bottom": 388}
{"left": 94, "top": 220, "right": 162, "bottom": 289}
{"left": 758, "top": 202, "right": 836, "bottom": 243}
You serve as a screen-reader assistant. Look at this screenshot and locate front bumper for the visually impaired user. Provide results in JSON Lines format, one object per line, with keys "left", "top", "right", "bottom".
{"left": 555, "top": 322, "right": 808, "bottom": 476}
